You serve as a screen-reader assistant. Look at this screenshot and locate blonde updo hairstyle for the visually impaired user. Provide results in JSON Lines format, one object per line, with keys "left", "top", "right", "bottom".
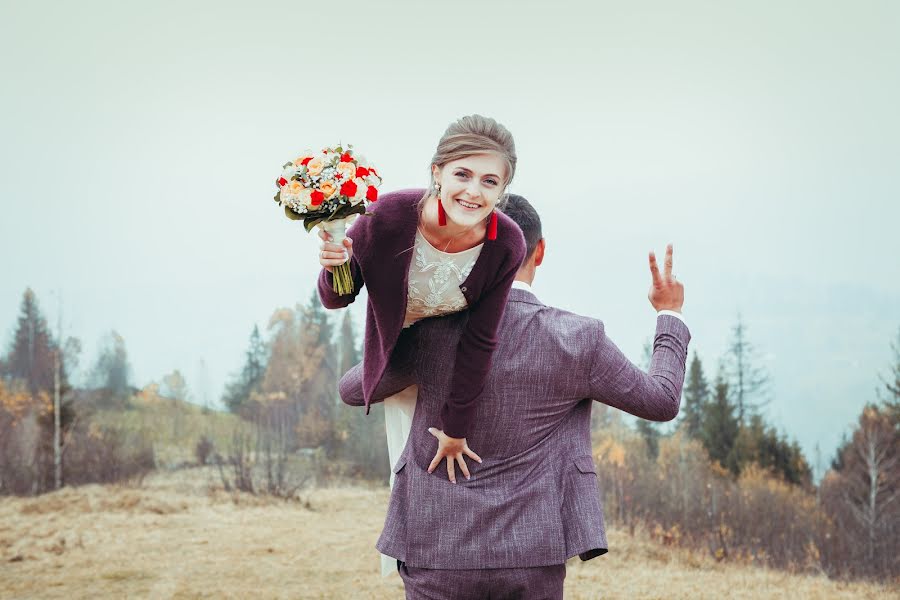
{"left": 422, "top": 114, "right": 517, "bottom": 211}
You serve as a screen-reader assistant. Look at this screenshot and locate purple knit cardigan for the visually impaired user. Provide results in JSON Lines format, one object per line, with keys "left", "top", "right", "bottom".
{"left": 317, "top": 188, "right": 525, "bottom": 438}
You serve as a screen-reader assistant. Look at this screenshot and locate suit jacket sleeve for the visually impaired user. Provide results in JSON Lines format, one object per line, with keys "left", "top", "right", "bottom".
{"left": 441, "top": 237, "right": 526, "bottom": 438}
{"left": 588, "top": 314, "right": 691, "bottom": 421}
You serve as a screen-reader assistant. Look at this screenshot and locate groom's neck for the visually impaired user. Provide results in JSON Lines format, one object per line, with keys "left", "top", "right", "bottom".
{"left": 515, "top": 265, "right": 536, "bottom": 286}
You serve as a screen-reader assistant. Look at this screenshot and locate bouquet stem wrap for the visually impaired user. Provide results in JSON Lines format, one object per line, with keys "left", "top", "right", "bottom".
{"left": 323, "top": 218, "right": 354, "bottom": 295}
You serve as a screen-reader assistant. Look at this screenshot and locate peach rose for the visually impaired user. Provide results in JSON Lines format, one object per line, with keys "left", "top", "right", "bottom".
{"left": 293, "top": 150, "right": 314, "bottom": 167}
{"left": 288, "top": 180, "right": 304, "bottom": 196}
{"left": 336, "top": 161, "right": 356, "bottom": 182}
{"left": 306, "top": 157, "right": 325, "bottom": 177}
{"left": 319, "top": 180, "right": 337, "bottom": 199}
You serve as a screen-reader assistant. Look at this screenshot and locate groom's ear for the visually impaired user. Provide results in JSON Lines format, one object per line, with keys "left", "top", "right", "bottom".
{"left": 533, "top": 238, "right": 546, "bottom": 267}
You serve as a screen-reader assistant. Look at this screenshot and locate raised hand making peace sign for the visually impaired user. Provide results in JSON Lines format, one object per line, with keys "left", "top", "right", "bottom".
{"left": 648, "top": 243, "right": 685, "bottom": 313}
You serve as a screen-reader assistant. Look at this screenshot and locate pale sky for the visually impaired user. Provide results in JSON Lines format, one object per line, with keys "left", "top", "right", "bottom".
{"left": 2, "top": 0, "right": 898, "bottom": 474}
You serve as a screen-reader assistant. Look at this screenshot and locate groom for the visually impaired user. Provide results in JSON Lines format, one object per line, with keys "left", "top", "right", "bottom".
{"left": 340, "top": 195, "right": 690, "bottom": 599}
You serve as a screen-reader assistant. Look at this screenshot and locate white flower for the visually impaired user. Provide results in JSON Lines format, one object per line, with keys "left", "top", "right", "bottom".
{"left": 352, "top": 177, "right": 369, "bottom": 203}
{"left": 365, "top": 174, "right": 382, "bottom": 188}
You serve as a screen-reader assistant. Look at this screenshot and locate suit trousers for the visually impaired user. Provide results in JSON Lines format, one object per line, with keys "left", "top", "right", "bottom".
{"left": 398, "top": 562, "right": 565, "bottom": 600}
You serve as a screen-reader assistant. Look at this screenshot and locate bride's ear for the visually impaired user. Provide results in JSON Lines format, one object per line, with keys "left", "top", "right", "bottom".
{"left": 431, "top": 164, "right": 441, "bottom": 186}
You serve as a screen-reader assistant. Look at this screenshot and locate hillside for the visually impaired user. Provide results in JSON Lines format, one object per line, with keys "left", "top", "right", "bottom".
{"left": 0, "top": 468, "right": 895, "bottom": 599}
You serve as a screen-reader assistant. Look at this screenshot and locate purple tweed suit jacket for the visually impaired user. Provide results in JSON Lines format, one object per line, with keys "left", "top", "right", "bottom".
{"left": 339, "top": 288, "right": 691, "bottom": 569}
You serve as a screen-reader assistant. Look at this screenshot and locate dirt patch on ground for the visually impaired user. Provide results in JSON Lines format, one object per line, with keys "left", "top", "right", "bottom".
{"left": 0, "top": 468, "right": 894, "bottom": 599}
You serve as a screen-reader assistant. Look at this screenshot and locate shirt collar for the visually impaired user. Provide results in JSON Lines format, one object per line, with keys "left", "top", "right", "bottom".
{"left": 511, "top": 280, "right": 533, "bottom": 293}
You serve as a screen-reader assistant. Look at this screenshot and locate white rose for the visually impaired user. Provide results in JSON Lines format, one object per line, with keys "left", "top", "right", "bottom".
{"left": 296, "top": 187, "right": 314, "bottom": 208}
{"left": 352, "top": 178, "right": 369, "bottom": 203}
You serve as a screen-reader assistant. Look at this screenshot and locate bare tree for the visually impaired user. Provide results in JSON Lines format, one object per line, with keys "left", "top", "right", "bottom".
{"left": 822, "top": 404, "right": 899, "bottom": 579}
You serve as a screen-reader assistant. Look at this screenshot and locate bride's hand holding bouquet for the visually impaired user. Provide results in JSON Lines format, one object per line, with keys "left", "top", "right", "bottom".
{"left": 273, "top": 144, "right": 381, "bottom": 295}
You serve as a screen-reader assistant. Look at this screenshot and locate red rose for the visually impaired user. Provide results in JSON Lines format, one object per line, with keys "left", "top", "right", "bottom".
{"left": 340, "top": 180, "right": 357, "bottom": 197}
{"left": 366, "top": 186, "right": 378, "bottom": 202}
{"left": 310, "top": 190, "right": 324, "bottom": 206}
{"left": 300, "top": 157, "right": 313, "bottom": 166}
{"left": 355, "top": 166, "right": 369, "bottom": 177}
{"left": 277, "top": 177, "right": 287, "bottom": 187}
{"left": 340, "top": 152, "right": 352, "bottom": 162}
{"left": 369, "top": 167, "right": 379, "bottom": 177}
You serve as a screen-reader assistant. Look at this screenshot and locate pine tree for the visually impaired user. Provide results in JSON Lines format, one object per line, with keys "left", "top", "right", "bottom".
{"left": 223, "top": 325, "right": 268, "bottom": 415}
{"left": 635, "top": 336, "right": 662, "bottom": 456}
{"left": 879, "top": 326, "right": 900, "bottom": 426}
{"left": 680, "top": 352, "right": 709, "bottom": 439}
{"left": 2, "top": 288, "right": 68, "bottom": 396}
{"left": 304, "top": 289, "right": 334, "bottom": 347}
{"left": 89, "top": 330, "right": 132, "bottom": 407}
{"left": 723, "top": 314, "right": 770, "bottom": 424}
{"left": 700, "top": 374, "right": 740, "bottom": 475}
{"left": 338, "top": 311, "right": 361, "bottom": 377}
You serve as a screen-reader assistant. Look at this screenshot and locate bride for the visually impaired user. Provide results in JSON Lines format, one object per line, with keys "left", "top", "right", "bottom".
{"left": 315, "top": 115, "right": 526, "bottom": 574}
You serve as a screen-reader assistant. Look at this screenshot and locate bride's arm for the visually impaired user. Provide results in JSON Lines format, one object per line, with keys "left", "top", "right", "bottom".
{"left": 316, "top": 217, "right": 369, "bottom": 309}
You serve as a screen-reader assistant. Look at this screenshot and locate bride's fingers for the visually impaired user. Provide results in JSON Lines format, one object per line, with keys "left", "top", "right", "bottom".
{"left": 320, "top": 250, "right": 348, "bottom": 262}
{"left": 318, "top": 229, "right": 331, "bottom": 242}
{"left": 456, "top": 455, "right": 470, "bottom": 480}
{"left": 464, "top": 447, "right": 483, "bottom": 464}
{"left": 320, "top": 241, "right": 345, "bottom": 253}
{"left": 427, "top": 452, "right": 441, "bottom": 474}
{"left": 447, "top": 456, "right": 456, "bottom": 484}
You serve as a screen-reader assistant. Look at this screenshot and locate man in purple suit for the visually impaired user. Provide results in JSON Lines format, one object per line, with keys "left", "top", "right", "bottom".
{"left": 340, "top": 195, "right": 690, "bottom": 599}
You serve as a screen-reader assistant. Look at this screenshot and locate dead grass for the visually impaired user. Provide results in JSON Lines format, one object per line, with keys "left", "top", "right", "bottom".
{"left": 0, "top": 468, "right": 895, "bottom": 599}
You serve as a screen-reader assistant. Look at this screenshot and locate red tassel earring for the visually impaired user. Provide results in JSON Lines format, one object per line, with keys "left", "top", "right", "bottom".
{"left": 437, "top": 197, "right": 447, "bottom": 226}
{"left": 487, "top": 211, "right": 498, "bottom": 240}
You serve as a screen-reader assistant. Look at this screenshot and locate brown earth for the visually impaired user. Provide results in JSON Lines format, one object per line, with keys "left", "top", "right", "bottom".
{"left": 0, "top": 467, "right": 895, "bottom": 599}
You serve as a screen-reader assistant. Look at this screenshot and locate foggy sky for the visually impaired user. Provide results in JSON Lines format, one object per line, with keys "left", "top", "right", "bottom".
{"left": 2, "top": 0, "right": 899, "bottom": 474}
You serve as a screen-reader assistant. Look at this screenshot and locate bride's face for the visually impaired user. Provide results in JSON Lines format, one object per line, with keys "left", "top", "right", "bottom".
{"left": 433, "top": 153, "right": 507, "bottom": 228}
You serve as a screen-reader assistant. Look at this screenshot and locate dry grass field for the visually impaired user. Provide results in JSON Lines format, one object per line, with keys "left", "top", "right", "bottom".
{"left": 0, "top": 467, "right": 896, "bottom": 600}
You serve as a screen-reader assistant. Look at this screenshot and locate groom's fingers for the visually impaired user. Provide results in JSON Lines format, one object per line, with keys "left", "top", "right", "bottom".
{"left": 664, "top": 243, "right": 674, "bottom": 279}
{"left": 456, "top": 455, "right": 470, "bottom": 480}
{"left": 649, "top": 252, "right": 662, "bottom": 287}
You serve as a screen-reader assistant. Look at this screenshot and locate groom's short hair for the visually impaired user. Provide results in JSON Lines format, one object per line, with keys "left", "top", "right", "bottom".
{"left": 502, "top": 194, "right": 543, "bottom": 261}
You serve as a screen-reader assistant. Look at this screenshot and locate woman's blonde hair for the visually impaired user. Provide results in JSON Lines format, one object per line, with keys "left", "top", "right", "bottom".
{"left": 422, "top": 114, "right": 517, "bottom": 209}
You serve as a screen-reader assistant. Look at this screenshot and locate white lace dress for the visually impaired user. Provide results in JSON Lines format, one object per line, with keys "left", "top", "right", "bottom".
{"left": 380, "top": 229, "right": 483, "bottom": 575}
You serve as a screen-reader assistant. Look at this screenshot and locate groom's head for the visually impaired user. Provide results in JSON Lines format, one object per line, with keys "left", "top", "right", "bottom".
{"left": 502, "top": 194, "right": 545, "bottom": 285}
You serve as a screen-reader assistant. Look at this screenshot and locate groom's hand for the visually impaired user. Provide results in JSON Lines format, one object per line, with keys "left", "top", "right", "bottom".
{"left": 648, "top": 243, "right": 684, "bottom": 313}
{"left": 427, "top": 428, "right": 482, "bottom": 484}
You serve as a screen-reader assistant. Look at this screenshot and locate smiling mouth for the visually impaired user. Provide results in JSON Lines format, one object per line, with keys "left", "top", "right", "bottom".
{"left": 455, "top": 199, "right": 481, "bottom": 210}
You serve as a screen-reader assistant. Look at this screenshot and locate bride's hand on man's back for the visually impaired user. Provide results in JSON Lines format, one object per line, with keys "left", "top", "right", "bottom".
{"left": 318, "top": 229, "right": 353, "bottom": 274}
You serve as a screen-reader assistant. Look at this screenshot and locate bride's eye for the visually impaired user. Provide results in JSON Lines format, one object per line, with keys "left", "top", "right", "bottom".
{"left": 484, "top": 178, "right": 498, "bottom": 186}
{"left": 454, "top": 171, "right": 469, "bottom": 179}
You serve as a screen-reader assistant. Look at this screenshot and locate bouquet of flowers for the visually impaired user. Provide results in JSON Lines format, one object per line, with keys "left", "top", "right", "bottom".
{"left": 274, "top": 144, "right": 381, "bottom": 295}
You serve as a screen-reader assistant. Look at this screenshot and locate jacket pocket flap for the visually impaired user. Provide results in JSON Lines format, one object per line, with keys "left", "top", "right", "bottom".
{"left": 574, "top": 455, "right": 597, "bottom": 474}
{"left": 392, "top": 456, "right": 408, "bottom": 474}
